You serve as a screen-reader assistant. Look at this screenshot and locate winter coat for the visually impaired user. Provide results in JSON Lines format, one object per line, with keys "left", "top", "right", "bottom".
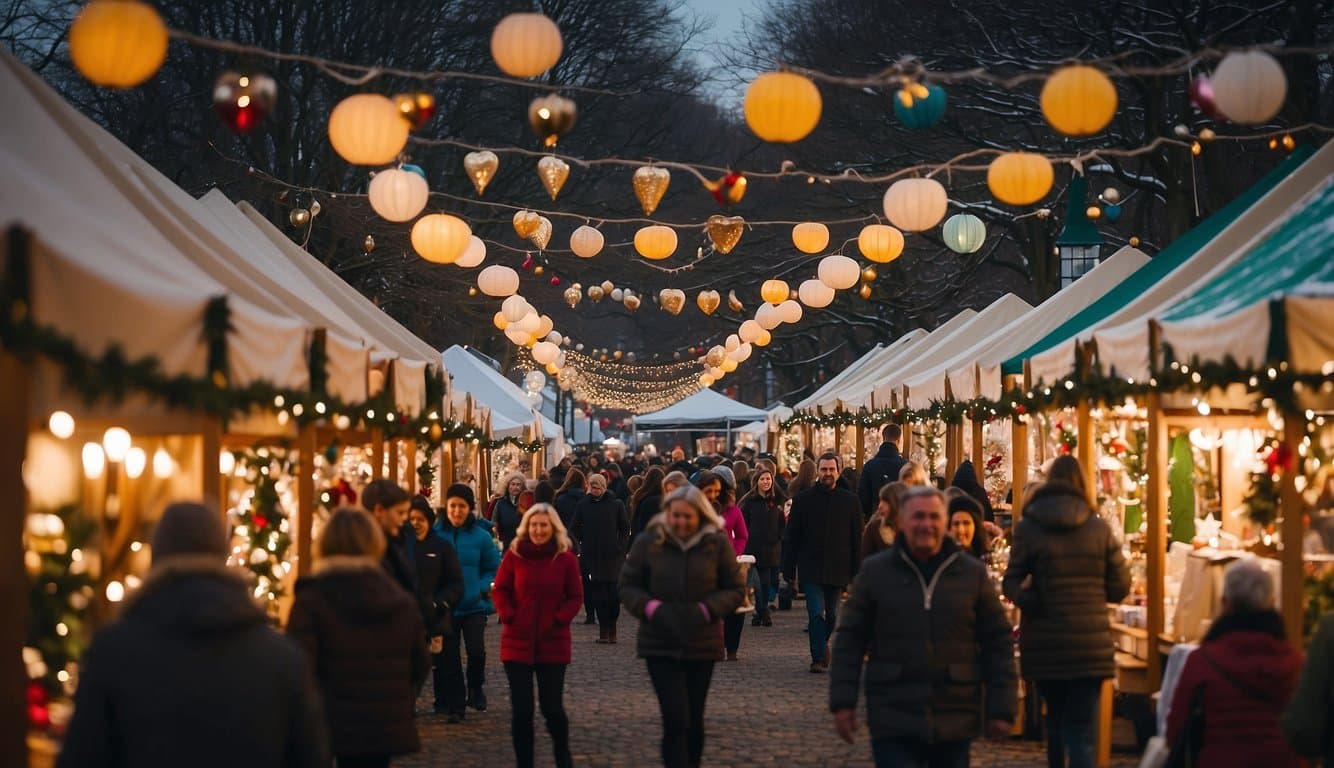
{"left": 554, "top": 488, "right": 585, "bottom": 548}
{"left": 381, "top": 533, "right": 418, "bottom": 596}
{"left": 407, "top": 530, "right": 465, "bottom": 635}
{"left": 718, "top": 503, "right": 749, "bottom": 557}
{"left": 287, "top": 558, "right": 430, "bottom": 758}
{"left": 492, "top": 495, "right": 524, "bottom": 550}
{"left": 1167, "top": 610, "right": 1303, "bottom": 768}
{"left": 573, "top": 491, "right": 631, "bottom": 582}
{"left": 740, "top": 495, "right": 784, "bottom": 567}
{"left": 1002, "top": 481, "right": 1130, "bottom": 680}
{"left": 860, "top": 515, "right": 895, "bottom": 562}
{"left": 632, "top": 493, "right": 662, "bottom": 538}
{"left": 434, "top": 514, "right": 501, "bottom": 617}
{"left": 782, "top": 482, "right": 863, "bottom": 587}
{"left": 619, "top": 515, "right": 746, "bottom": 661}
{"left": 493, "top": 539, "right": 584, "bottom": 665}
{"left": 950, "top": 460, "right": 995, "bottom": 522}
{"left": 1283, "top": 612, "right": 1334, "bottom": 766}
{"left": 57, "top": 564, "right": 330, "bottom": 768}
{"left": 830, "top": 537, "right": 1017, "bottom": 744}
{"left": 858, "top": 442, "right": 907, "bottom": 518}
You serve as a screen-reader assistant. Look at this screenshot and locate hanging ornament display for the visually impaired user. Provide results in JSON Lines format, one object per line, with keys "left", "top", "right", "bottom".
{"left": 288, "top": 208, "right": 310, "bottom": 227}
{"left": 327, "top": 94, "right": 410, "bottom": 166}
{"left": 1189, "top": 76, "right": 1223, "bottom": 121}
{"left": 570, "top": 225, "right": 604, "bottom": 258}
{"left": 363, "top": 235, "right": 375, "bottom": 253}
{"left": 563, "top": 285, "right": 583, "bottom": 308}
{"left": 634, "top": 225, "right": 678, "bottom": 260}
{"left": 704, "top": 346, "right": 727, "bottom": 368}
{"left": 1103, "top": 203, "right": 1122, "bottom": 223}
{"left": 491, "top": 12, "right": 563, "bottom": 78}
{"left": 893, "top": 83, "right": 947, "bottom": 129}
{"left": 798, "top": 279, "right": 835, "bottom": 308}
{"left": 633, "top": 166, "right": 671, "bottom": 216}
{"left": 858, "top": 283, "right": 873, "bottom": 300}
{"left": 393, "top": 91, "right": 436, "bottom": 130}
{"left": 658, "top": 289, "right": 685, "bottom": 316}
{"left": 705, "top": 215, "right": 745, "bottom": 254}
{"left": 861, "top": 266, "right": 878, "bottom": 282}
{"left": 513, "top": 210, "right": 541, "bottom": 239}
{"left": 986, "top": 152, "right": 1054, "bottom": 206}
{"left": 817, "top": 255, "right": 860, "bottom": 290}
{"left": 521, "top": 253, "right": 535, "bottom": 271}
{"left": 760, "top": 279, "right": 789, "bottom": 305}
{"left": 1040, "top": 65, "right": 1117, "bottom": 136}
{"left": 368, "top": 166, "right": 429, "bottom": 222}
{"left": 412, "top": 213, "right": 472, "bottom": 264}
{"left": 727, "top": 290, "right": 745, "bottom": 313}
{"left": 703, "top": 172, "right": 747, "bottom": 206}
{"left": 69, "top": 0, "right": 168, "bottom": 88}
{"left": 528, "top": 94, "right": 577, "bottom": 148}
{"left": 529, "top": 216, "right": 553, "bottom": 251}
{"left": 212, "top": 71, "right": 277, "bottom": 133}
{"left": 695, "top": 290, "right": 721, "bottom": 316}
{"left": 478, "top": 265, "right": 520, "bottom": 297}
{"left": 941, "top": 213, "right": 987, "bottom": 254}
{"left": 610, "top": 288, "right": 625, "bottom": 302}
{"left": 601, "top": 280, "right": 615, "bottom": 294}
{"left": 1210, "top": 50, "right": 1287, "bottom": 125}
{"left": 857, "top": 224, "right": 904, "bottom": 264}
{"left": 588, "top": 285, "right": 606, "bottom": 302}
{"left": 755, "top": 303, "right": 782, "bottom": 330}
{"left": 738, "top": 320, "right": 763, "bottom": 343}
{"left": 464, "top": 151, "right": 499, "bottom": 195}
{"left": 883, "top": 177, "right": 948, "bottom": 232}
{"left": 777, "top": 300, "right": 803, "bottom": 324}
{"left": 744, "top": 71, "right": 823, "bottom": 143}
{"left": 456, "top": 236, "right": 487, "bottom": 268}
{"left": 791, "top": 222, "right": 830, "bottom": 254}
{"left": 536, "top": 156, "right": 570, "bottom": 200}
{"left": 623, "top": 293, "right": 642, "bottom": 311}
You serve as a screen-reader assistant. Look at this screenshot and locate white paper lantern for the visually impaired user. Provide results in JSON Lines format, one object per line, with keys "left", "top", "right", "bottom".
{"left": 798, "top": 278, "right": 835, "bottom": 308}
{"left": 411, "top": 214, "right": 471, "bottom": 264}
{"left": 730, "top": 342, "right": 753, "bottom": 363}
{"left": 739, "top": 319, "right": 764, "bottom": 343}
{"left": 512, "top": 311, "right": 541, "bottom": 334}
{"left": 610, "top": 288, "right": 624, "bottom": 302}
{"left": 546, "top": 331, "right": 563, "bottom": 346}
{"left": 569, "top": 225, "right": 604, "bottom": 258}
{"left": 777, "top": 299, "right": 803, "bottom": 324}
{"left": 491, "top": 13, "right": 563, "bottom": 78}
{"left": 699, "top": 373, "right": 715, "bottom": 387}
{"left": 725, "top": 334, "right": 741, "bottom": 352}
{"left": 1211, "top": 50, "right": 1287, "bottom": 125}
{"left": 367, "top": 167, "right": 428, "bottom": 222}
{"left": 882, "top": 178, "right": 948, "bottom": 232}
{"left": 505, "top": 327, "right": 530, "bottom": 346}
{"left": 502, "top": 295, "right": 532, "bottom": 323}
{"left": 537, "top": 315, "right": 555, "bottom": 338}
{"left": 477, "top": 265, "right": 520, "bottom": 297}
{"left": 455, "top": 236, "right": 486, "bottom": 268}
{"left": 756, "top": 303, "right": 782, "bottom": 330}
{"left": 817, "top": 255, "right": 860, "bottom": 290}
{"left": 531, "top": 341, "right": 560, "bottom": 365}
{"left": 328, "top": 94, "right": 409, "bottom": 166}
{"left": 941, "top": 213, "right": 987, "bottom": 254}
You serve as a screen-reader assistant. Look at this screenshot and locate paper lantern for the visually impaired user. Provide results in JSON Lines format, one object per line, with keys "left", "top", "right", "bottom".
{"left": 502, "top": 295, "right": 532, "bottom": 323}
{"left": 777, "top": 299, "right": 803, "bottom": 324}
{"left": 411, "top": 214, "right": 471, "bottom": 264}
{"left": 754, "top": 329, "right": 772, "bottom": 347}
{"left": 491, "top": 13, "right": 563, "bottom": 78}
{"left": 1211, "top": 50, "right": 1287, "bottom": 125}
{"left": 818, "top": 255, "right": 860, "bottom": 290}
{"left": 455, "top": 236, "right": 486, "bottom": 268}
{"left": 798, "top": 279, "right": 835, "bottom": 308}
{"left": 760, "top": 279, "right": 789, "bottom": 305}
{"left": 1040, "top": 65, "right": 1117, "bottom": 137}
{"left": 739, "top": 320, "right": 764, "bottom": 344}
{"left": 464, "top": 151, "right": 499, "bottom": 195}
{"left": 720, "top": 358, "right": 739, "bottom": 373}
{"left": 857, "top": 224, "right": 904, "bottom": 264}
{"left": 699, "top": 373, "right": 715, "bottom": 387}
{"left": 478, "top": 265, "right": 520, "bottom": 297}
{"left": 987, "top": 152, "right": 1054, "bottom": 206}
{"left": 512, "top": 311, "right": 541, "bottom": 334}
{"left": 744, "top": 71, "right": 822, "bottom": 143}
{"left": 893, "top": 84, "right": 947, "bottom": 129}
{"left": 493, "top": 312, "right": 509, "bottom": 330}
{"left": 634, "top": 225, "right": 678, "bottom": 260}
{"left": 941, "top": 213, "right": 986, "bottom": 254}
{"left": 505, "top": 327, "right": 530, "bottom": 346}
{"left": 705, "top": 346, "right": 727, "bottom": 368}
{"left": 730, "top": 343, "right": 753, "bottom": 363}
{"left": 792, "top": 222, "right": 829, "bottom": 254}
{"left": 569, "top": 225, "right": 604, "bottom": 258}
{"left": 328, "top": 94, "right": 410, "bottom": 166}
{"left": 368, "top": 167, "right": 429, "bottom": 222}
{"left": 532, "top": 341, "right": 560, "bottom": 366}
{"left": 537, "top": 315, "right": 554, "bottom": 337}
{"left": 69, "top": 0, "right": 168, "bottom": 88}
{"left": 883, "top": 178, "right": 948, "bottom": 232}
{"left": 755, "top": 303, "right": 781, "bottom": 330}
{"left": 725, "top": 335, "right": 741, "bottom": 353}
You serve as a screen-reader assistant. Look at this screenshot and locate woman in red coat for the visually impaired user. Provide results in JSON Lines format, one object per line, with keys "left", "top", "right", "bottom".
{"left": 492, "top": 502, "right": 584, "bottom": 768}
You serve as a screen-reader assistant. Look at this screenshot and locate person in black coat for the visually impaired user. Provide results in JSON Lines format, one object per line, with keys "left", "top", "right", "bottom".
{"left": 858, "top": 424, "right": 908, "bottom": 522}
{"left": 362, "top": 478, "right": 417, "bottom": 596}
{"left": 493, "top": 472, "right": 528, "bottom": 551}
{"left": 783, "top": 452, "right": 863, "bottom": 673}
{"left": 407, "top": 497, "right": 465, "bottom": 639}
{"left": 950, "top": 458, "right": 995, "bottom": 522}
{"left": 739, "top": 466, "right": 786, "bottom": 626}
{"left": 57, "top": 503, "right": 331, "bottom": 768}
{"left": 555, "top": 469, "right": 592, "bottom": 621}
{"left": 573, "top": 472, "right": 631, "bottom": 643}
{"left": 631, "top": 466, "right": 667, "bottom": 538}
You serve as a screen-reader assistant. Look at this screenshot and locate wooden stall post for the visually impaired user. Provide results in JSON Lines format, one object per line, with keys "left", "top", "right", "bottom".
{"left": 0, "top": 346, "right": 30, "bottom": 766}
{"left": 1077, "top": 400, "right": 1097, "bottom": 507}
{"left": 296, "top": 424, "right": 316, "bottom": 577}
{"left": 386, "top": 438, "right": 400, "bottom": 486}
{"left": 405, "top": 439, "right": 418, "bottom": 494}
{"left": 1007, "top": 372, "right": 1030, "bottom": 522}
{"left": 443, "top": 440, "right": 455, "bottom": 488}
{"left": 370, "top": 428, "right": 384, "bottom": 481}
{"left": 854, "top": 424, "right": 865, "bottom": 472}
{"left": 1145, "top": 390, "right": 1168, "bottom": 690}
{"left": 201, "top": 416, "right": 225, "bottom": 520}
{"left": 1280, "top": 412, "right": 1306, "bottom": 648}
{"left": 971, "top": 418, "right": 984, "bottom": 472}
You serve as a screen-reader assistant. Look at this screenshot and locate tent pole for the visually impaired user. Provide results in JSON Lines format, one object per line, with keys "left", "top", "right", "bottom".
{"left": 1145, "top": 389, "right": 1167, "bottom": 691}
{"left": 0, "top": 344, "right": 30, "bottom": 767}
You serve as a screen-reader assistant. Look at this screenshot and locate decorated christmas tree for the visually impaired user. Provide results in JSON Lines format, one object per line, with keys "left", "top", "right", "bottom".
{"left": 25, "top": 503, "right": 96, "bottom": 729}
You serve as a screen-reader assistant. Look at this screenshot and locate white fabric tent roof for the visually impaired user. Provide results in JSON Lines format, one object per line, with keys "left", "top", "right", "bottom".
{"left": 900, "top": 247, "right": 1151, "bottom": 406}
{"left": 794, "top": 329, "right": 928, "bottom": 411}
{"left": 635, "top": 388, "right": 768, "bottom": 428}
{"left": 735, "top": 403, "right": 794, "bottom": 436}
{"left": 442, "top": 346, "right": 562, "bottom": 440}
{"left": 802, "top": 324, "right": 958, "bottom": 412}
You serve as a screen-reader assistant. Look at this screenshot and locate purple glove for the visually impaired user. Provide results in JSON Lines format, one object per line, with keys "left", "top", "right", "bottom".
{"left": 698, "top": 602, "right": 711, "bottom": 622}
{"left": 645, "top": 599, "right": 662, "bottom": 620}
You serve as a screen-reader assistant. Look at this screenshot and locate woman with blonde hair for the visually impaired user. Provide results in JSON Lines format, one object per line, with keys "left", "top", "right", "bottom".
{"left": 492, "top": 504, "right": 583, "bottom": 768}
{"left": 898, "top": 461, "right": 929, "bottom": 486}
{"left": 860, "top": 481, "right": 905, "bottom": 561}
{"left": 288, "top": 508, "right": 429, "bottom": 768}
{"left": 492, "top": 470, "right": 528, "bottom": 550}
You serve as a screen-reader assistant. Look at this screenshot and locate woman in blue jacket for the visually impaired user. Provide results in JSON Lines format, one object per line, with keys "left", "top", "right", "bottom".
{"left": 434, "top": 483, "right": 502, "bottom": 722}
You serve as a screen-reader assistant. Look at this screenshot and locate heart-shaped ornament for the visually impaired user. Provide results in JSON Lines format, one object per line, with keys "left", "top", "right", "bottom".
{"left": 706, "top": 215, "right": 745, "bottom": 254}
{"left": 529, "top": 216, "right": 553, "bottom": 251}
{"left": 659, "top": 289, "right": 686, "bottom": 316}
{"left": 513, "top": 210, "right": 540, "bottom": 239}
{"left": 464, "top": 151, "right": 499, "bottom": 195}
{"left": 537, "top": 156, "right": 570, "bottom": 201}
{"left": 696, "top": 290, "right": 721, "bottom": 316}
{"left": 727, "top": 289, "right": 744, "bottom": 313}
{"left": 633, "top": 166, "right": 671, "bottom": 216}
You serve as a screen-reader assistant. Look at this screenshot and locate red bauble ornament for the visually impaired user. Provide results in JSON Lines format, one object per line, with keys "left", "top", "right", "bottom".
{"left": 703, "top": 171, "right": 747, "bottom": 207}
{"left": 26, "top": 680, "right": 47, "bottom": 706}
{"left": 1189, "top": 76, "right": 1222, "bottom": 121}
{"left": 253, "top": 514, "right": 269, "bottom": 531}
{"left": 1266, "top": 443, "right": 1295, "bottom": 475}
{"left": 26, "top": 681, "right": 50, "bottom": 731}
{"left": 213, "top": 71, "right": 277, "bottom": 134}
{"left": 1015, "top": 405, "right": 1027, "bottom": 415}
{"left": 522, "top": 254, "right": 534, "bottom": 270}
{"left": 550, "top": 276, "right": 560, "bottom": 286}
{"left": 394, "top": 92, "right": 437, "bottom": 130}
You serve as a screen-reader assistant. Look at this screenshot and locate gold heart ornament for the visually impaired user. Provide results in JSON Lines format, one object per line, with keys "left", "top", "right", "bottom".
{"left": 633, "top": 166, "right": 671, "bottom": 216}
{"left": 529, "top": 216, "right": 553, "bottom": 251}
{"left": 658, "top": 288, "right": 685, "bottom": 316}
{"left": 695, "top": 290, "right": 721, "bottom": 316}
{"left": 536, "top": 156, "right": 569, "bottom": 201}
{"left": 463, "top": 151, "right": 498, "bottom": 195}
{"left": 706, "top": 215, "right": 745, "bottom": 254}
{"left": 512, "top": 210, "right": 540, "bottom": 239}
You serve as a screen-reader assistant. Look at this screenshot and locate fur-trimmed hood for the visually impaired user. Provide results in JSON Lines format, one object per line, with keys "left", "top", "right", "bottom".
{"left": 121, "top": 557, "right": 268, "bottom": 636}
{"left": 645, "top": 512, "right": 722, "bottom": 551}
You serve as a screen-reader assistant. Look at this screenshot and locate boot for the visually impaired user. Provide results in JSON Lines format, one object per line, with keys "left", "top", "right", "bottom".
{"left": 608, "top": 625, "right": 618, "bottom": 644}
{"left": 467, "top": 687, "right": 487, "bottom": 712}
{"left": 596, "top": 625, "right": 609, "bottom": 644}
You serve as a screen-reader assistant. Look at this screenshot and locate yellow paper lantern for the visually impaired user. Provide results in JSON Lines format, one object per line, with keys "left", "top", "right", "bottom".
{"left": 411, "top": 214, "right": 471, "bottom": 264}
{"left": 368, "top": 167, "right": 429, "bottom": 222}
{"left": 754, "top": 329, "right": 772, "bottom": 347}
{"left": 1211, "top": 50, "right": 1288, "bottom": 125}
{"left": 857, "top": 224, "right": 904, "bottom": 264}
{"left": 744, "top": 71, "right": 822, "bottom": 143}
{"left": 477, "top": 265, "right": 520, "bottom": 297}
{"left": 569, "top": 225, "right": 604, "bottom": 258}
{"left": 721, "top": 358, "right": 739, "bottom": 373}
{"left": 882, "top": 178, "right": 948, "bottom": 232}
{"left": 987, "top": 152, "right": 1054, "bottom": 206}
{"left": 798, "top": 279, "right": 835, "bottom": 309}
{"left": 505, "top": 327, "right": 530, "bottom": 346}
{"left": 791, "top": 222, "right": 830, "bottom": 254}
{"left": 69, "top": 0, "right": 168, "bottom": 88}
{"left": 493, "top": 312, "right": 509, "bottom": 330}
{"left": 1040, "top": 65, "right": 1117, "bottom": 137}
{"left": 634, "top": 225, "right": 678, "bottom": 260}
{"left": 490, "top": 13, "right": 563, "bottom": 78}
{"left": 817, "top": 255, "right": 860, "bottom": 291}
{"left": 699, "top": 373, "right": 715, "bottom": 387}
{"left": 760, "top": 279, "right": 790, "bottom": 305}
{"left": 328, "top": 94, "right": 410, "bottom": 166}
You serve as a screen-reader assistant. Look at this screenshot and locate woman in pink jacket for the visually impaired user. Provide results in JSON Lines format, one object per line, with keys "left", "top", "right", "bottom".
{"left": 695, "top": 468, "right": 749, "bottom": 661}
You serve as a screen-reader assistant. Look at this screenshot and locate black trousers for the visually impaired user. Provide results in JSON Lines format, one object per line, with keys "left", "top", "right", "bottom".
{"left": 587, "top": 579, "right": 621, "bottom": 631}
{"left": 503, "top": 662, "right": 572, "bottom": 768}
{"left": 722, "top": 613, "right": 745, "bottom": 654}
{"left": 581, "top": 562, "right": 597, "bottom": 621}
{"left": 646, "top": 657, "right": 715, "bottom": 768}
{"left": 437, "top": 613, "right": 486, "bottom": 712}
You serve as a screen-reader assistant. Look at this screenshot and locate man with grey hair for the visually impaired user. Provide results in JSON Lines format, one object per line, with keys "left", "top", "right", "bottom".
{"left": 830, "top": 485, "right": 1015, "bottom": 766}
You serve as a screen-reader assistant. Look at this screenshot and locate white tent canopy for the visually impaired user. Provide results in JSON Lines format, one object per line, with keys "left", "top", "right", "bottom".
{"left": 635, "top": 388, "right": 768, "bottom": 430}
{"left": 441, "top": 346, "right": 561, "bottom": 441}
{"left": 794, "top": 329, "right": 927, "bottom": 411}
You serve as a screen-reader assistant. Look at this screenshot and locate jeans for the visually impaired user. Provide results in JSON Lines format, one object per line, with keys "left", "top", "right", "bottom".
{"left": 755, "top": 566, "right": 779, "bottom": 617}
{"left": 1036, "top": 678, "right": 1102, "bottom": 768}
{"left": 870, "top": 739, "right": 971, "bottom": 768}
{"left": 646, "top": 657, "right": 715, "bottom": 768}
{"left": 723, "top": 613, "right": 745, "bottom": 653}
{"left": 438, "top": 613, "right": 486, "bottom": 712}
{"left": 503, "top": 662, "right": 572, "bottom": 768}
{"left": 803, "top": 583, "right": 842, "bottom": 663}
{"left": 587, "top": 580, "right": 621, "bottom": 632}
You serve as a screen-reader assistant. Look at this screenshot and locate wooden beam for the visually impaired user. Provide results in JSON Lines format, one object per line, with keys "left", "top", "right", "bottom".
{"left": 1077, "top": 400, "right": 1097, "bottom": 507}
{"left": 1145, "top": 390, "right": 1167, "bottom": 690}
{"left": 854, "top": 424, "right": 865, "bottom": 472}
{"left": 387, "top": 438, "right": 400, "bottom": 486}
{"left": 296, "top": 425, "right": 316, "bottom": 577}
{"left": 443, "top": 440, "right": 455, "bottom": 491}
{"left": 200, "top": 416, "right": 225, "bottom": 521}
{"left": 1280, "top": 412, "right": 1305, "bottom": 648}
{"left": 370, "top": 428, "right": 384, "bottom": 481}
{"left": 971, "top": 418, "right": 984, "bottom": 473}
{"left": 1012, "top": 416, "right": 1028, "bottom": 522}
{"left": 0, "top": 347, "right": 30, "bottom": 767}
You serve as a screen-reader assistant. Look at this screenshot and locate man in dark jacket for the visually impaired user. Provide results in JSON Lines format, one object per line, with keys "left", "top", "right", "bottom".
{"left": 783, "top": 452, "right": 863, "bottom": 672}
{"left": 363, "top": 478, "right": 417, "bottom": 595}
{"left": 573, "top": 472, "right": 631, "bottom": 643}
{"left": 831, "top": 486, "right": 1016, "bottom": 765}
{"left": 858, "top": 424, "right": 907, "bottom": 521}
{"left": 58, "top": 502, "right": 330, "bottom": 768}
{"left": 406, "top": 497, "right": 465, "bottom": 640}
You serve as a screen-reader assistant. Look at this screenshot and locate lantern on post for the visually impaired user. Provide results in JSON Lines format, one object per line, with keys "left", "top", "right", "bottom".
{"left": 1056, "top": 175, "right": 1103, "bottom": 288}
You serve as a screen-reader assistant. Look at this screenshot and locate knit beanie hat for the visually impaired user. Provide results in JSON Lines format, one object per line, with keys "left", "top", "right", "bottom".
{"left": 409, "top": 494, "right": 436, "bottom": 526}
{"left": 151, "top": 502, "right": 227, "bottom": 565}
{"left": 712, "top": 465, "right": 736, "bottom": 491}
{"left": 445, "top": 483, "right": 476, "bottom": 510}
{"left": 947, "top": 494, "right": 983, "bottom": 526}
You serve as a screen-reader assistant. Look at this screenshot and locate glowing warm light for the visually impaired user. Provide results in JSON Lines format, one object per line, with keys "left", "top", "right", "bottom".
{"left": 48, "top": 411, "right": 75, "bottom": 439}
{"left": 82, "top": 442, "right": 106, "bottom": 480}
{"left": 123, "top": 447, "right": 147, "bottom": 479}
{"left": 102, "top": 427, "right": 131, "bottom": 462}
